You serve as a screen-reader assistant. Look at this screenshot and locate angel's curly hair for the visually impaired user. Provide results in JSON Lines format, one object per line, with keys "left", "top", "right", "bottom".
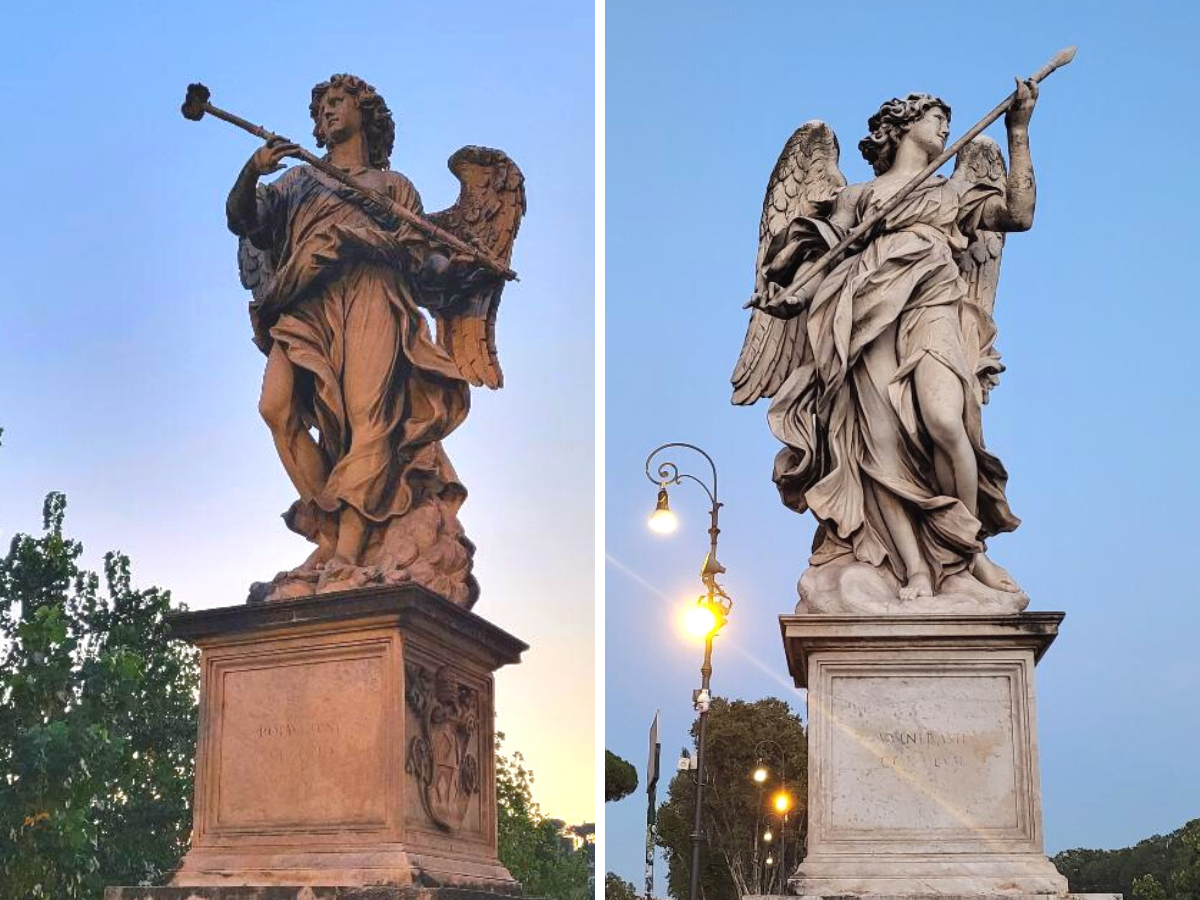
{"left": 858, "top": 93, "right": 951, "bottom": 176}
{"left": 310, "top": 74, "right": 395, "bottom": 170}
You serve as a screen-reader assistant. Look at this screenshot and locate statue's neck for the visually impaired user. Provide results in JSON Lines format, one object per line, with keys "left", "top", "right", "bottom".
{"left": 888, "top": 140, "right": 932, "bottom": 178}
{"left": 328, "top": 132, "right": 371, "bottom": 170}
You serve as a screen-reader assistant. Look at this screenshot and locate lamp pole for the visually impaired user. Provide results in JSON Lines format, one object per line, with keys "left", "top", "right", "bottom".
{"left": 644, "top": 443, "right": 730, "bottom": 900}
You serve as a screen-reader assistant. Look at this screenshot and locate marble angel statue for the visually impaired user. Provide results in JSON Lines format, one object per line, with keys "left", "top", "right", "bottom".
{"left": 225, "top": 73, "right": 525, "bottom": 607}
{"left": 731, "top": 79, "right": 1042, "bottom": 614}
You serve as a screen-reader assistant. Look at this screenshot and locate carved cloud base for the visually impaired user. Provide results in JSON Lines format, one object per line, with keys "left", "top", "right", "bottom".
{"left": 151, "top": 586, "right": 525, "bottom": 890}
{"left": 797, "top": 556, "right": 1030, "bottom": 616}
{"left": 779, "top": 613, "right": 1069, "bottom": 898}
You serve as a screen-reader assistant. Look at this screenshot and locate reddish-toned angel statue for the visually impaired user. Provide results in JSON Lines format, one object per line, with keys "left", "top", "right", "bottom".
{"left": 226, "top": 74, "right": 525, "bottom": 606}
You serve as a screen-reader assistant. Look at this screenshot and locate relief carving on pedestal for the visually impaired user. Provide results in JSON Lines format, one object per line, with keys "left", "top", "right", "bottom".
{"left": 404, "top": 662, "right": 481, "bottom": 831}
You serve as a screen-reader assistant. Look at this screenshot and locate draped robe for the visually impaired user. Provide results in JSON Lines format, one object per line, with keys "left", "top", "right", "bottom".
{"left": 767, "top": 177, "right": 1020, "bottom": 589}
{"left": 229, "top": 164, "right": 476, "bottom": 604}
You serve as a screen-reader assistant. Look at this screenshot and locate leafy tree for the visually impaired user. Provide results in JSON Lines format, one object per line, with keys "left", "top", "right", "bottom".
{"left": 0, "top": 491, "right": 199, "bottom": 899}
{"left": 606, "top": 749, "right": 639, "bottom": 802}
{"left": 655, "top": 697, "right": 806, "bottom": 900}
{"left": 496, "top": 733, "right": 591, "bottom": 900}
{"left": 606, "top": 871, "right": 640, "bottom": 900}
{"left": 1053, "top": 818, "right": 1200, "bottom": 898}
{"left": 1127, "top": 819, "right": 1200, "bottom": 900}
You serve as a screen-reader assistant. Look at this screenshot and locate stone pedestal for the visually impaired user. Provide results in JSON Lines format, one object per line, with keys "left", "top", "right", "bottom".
{"left": 779, "top": 613, "right": 1074, "bottom": 898}
{"left": 111, "top": 585, "right": 526, "bottom": 894}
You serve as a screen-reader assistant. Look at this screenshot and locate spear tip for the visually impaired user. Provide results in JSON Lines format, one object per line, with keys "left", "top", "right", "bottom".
{"left": 1056, "top": 45, "right": 1078, "bottom": 67}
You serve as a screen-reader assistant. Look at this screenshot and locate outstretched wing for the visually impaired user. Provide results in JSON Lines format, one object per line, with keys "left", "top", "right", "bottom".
{"left": 951, "top": 136, "right": 1007, "bottom": 404}
{"left": 426, "top": 146, "right": 526, "bottom": 389}
{"left": 731, "top": 121, "right": 846, "bottom": 406}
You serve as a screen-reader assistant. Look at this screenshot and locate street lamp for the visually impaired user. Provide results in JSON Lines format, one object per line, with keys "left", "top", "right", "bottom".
{"left": 644, "top": 442, "right": 730, "bottom": 900}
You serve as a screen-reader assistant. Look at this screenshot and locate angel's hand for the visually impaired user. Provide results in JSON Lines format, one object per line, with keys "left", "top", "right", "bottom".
{"left": 1005, "top": 77, "right": 1038, "bottom": 130}
{"left": 249, "top": 137, "right": 301, "bottom": 177}
{"left": 751, "top": 280, "right": 812, "bottom": 319}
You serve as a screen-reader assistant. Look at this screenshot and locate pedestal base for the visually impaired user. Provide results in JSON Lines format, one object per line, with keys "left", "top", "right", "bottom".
{"left": 780, "top": 613, "right": 1070, "bottom": 898}
{"left": 745, "top": 894, "right": 1118, "bottom": 900}
{"left": 105, "top": 888, "right": 530, "bottom": 900}
{"left": 156, "top": 585, "right": 526, "bottom": 891}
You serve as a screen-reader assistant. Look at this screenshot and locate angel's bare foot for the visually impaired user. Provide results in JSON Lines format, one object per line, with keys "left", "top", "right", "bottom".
{"left": 972, "top": 553, "right": 1020, "bottom": 593}
{"left": 899, "top": 570, "right": 934, "bottom": 601}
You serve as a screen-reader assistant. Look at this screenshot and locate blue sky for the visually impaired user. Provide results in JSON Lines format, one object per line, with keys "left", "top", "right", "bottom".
{"left": 605, "top": 0, "right": 1200, "bottom": 887}
{"left": 0, "top": 1, "right": 595, "bottom": 821}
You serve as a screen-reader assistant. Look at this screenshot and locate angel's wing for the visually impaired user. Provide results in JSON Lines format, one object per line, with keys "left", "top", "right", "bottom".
{"left": 951, "top": 136, "right": 1008, "bottom": 404}
{"left": 731, "top": 121, "right": 846, "bottom": 406}
{"left": 238, "top": 236, "right": 277, "bottom": 355}
{"left": 425, "top": 146, "right": 526, "bottom": 389}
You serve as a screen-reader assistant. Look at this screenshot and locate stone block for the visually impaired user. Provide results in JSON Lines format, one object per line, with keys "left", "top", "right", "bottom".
{"left": 779, "top": 613, "right": 1071, "bottom": 898}
{"left": 128, "top": 585, "right": 526, "bottom": 891}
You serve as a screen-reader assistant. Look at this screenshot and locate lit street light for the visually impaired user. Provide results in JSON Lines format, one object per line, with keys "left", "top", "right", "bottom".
{"left": 751, "top": 739, "right": 791, "bottom": 894}
{"left": 644, "top": 442, "right": 731, "bottom": 900}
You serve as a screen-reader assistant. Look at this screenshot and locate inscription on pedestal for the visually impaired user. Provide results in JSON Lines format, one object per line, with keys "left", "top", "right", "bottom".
{"left": 827, "top": 672, "right": 1021, "bottom": 835}
{"left": 213, "top": 652, "right": 387, "bottom": 831}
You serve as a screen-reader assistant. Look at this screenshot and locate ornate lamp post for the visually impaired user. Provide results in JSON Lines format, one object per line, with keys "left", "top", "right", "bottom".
{"left": 645, "top": 442, "right": 732, "bottom": 900}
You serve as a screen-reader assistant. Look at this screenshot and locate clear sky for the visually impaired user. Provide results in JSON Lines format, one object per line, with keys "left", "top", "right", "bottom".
{"left": 606, "top": 0, "right": 1200, "bottom": 888}
{"left": 0, "top": 2, "right": 595, "bottom": 822}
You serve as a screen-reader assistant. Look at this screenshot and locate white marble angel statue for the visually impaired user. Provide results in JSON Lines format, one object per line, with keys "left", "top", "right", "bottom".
{"left": 732, "top": 79, "right": 1040, "bottom": 613}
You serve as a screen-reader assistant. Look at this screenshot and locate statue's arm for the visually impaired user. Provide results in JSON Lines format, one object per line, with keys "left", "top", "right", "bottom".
{"left": 226, "top": 138, "right": 300, "bottom": 242}
{"left": 980, "top": 79, "right": 1038, "bottom": 233}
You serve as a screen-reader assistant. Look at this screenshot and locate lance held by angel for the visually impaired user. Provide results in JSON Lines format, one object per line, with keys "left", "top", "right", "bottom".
{"left": 217, "top": 74, "right": 524, "bottom": 606}
{"left": 732, "top": 70, "right": 1059, "bottom": 615}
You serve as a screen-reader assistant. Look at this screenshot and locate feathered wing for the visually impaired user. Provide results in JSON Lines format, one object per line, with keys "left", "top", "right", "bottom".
{"left": 951, "top": 136, "right": 1008, "bottom": 404}
{"left": 425, "top": 146, "right": 527, "bottom": 389}
{"left": 731, "top": 121, "right": 846, "bottom": 406}
{"left": 238, "top": 235, "right": 278, "bottom": 355}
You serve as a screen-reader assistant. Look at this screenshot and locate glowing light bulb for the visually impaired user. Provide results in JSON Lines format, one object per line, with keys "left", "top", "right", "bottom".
{"left": 773, "top": 791, "right": 792, "bottom": 814}
{"left": 683, "top": 602, "right": 718, "bottom": 638}
{"left": 752, "top": 766, "right": 768, "bottom": 783}
{"left": 648, "top": 487, "right": 677, "bottom": 534}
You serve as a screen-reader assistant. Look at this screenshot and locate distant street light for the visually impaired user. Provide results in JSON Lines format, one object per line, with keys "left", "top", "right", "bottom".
{"left": 751, "top": 739, "right": 790, "bottom": 893}
{"left": 773, "top": 790, "right": 792, "bottom": 814}
{"left": 644, "top": 442, "right": 731, "bottom": 900}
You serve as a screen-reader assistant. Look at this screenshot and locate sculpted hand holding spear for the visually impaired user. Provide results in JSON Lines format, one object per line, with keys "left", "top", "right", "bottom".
{"left": 732, "top": 50, "right": 1073, "bottom": 612}
{"left": 187, "top": 74, "right": 525, "bottom": 606}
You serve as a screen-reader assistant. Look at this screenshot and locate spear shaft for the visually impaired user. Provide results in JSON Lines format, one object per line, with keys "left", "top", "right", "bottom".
{"left": 182, "top": 84, "right": 517, "bottom": 281}
{"left": 766, "top": 46, "right": 1075, "bottom": 306}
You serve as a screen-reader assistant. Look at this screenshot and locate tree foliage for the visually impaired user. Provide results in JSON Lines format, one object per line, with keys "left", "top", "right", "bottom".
{"left": 606, "top": 749, "right": 639, "bottom": 803}
{"left": 655, "top": 697, "right": 806, "bottom": 900}
{"left": 1053, "top": 818, "right": 1200, "bottom": 898}
{"left": 496, "top": 734, "right": 592, "bottom": 900}
{"left": 0, "top": 492, "right": 199, "bottom": 899}
{"left": 606, "top": 871, "right": 639, "bottom": 900}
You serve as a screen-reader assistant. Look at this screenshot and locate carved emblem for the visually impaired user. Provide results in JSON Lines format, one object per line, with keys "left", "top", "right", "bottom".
{"left": 405, "top": 662, "right": 481, "bottom": 831}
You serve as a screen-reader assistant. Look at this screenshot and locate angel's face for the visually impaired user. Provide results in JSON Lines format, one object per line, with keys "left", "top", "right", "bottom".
{"left": 905, "top": 106, "right": 950, "bottom": 159}
{"left": 318, "top": 87, "right": 363, "bottom": 146}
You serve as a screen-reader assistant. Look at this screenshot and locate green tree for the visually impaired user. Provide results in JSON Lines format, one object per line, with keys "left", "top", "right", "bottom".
{"left": 496, "top": 734, "right": 591, "bottom": 900}
{"left": 1127, "top": 819, "right": 1200, "bottom": 900}
{"left": 606, "top": 871, "right": 639, "bottom": 900}
{"left": 655, "top": 697, "right": 807, "bottom": 900}
{"left": 1053, "top": 818, "right": 1200, "bottom": 898}
{"left": 0, "top": 491, "right": 199, "bottom": 899}
{"left": 606, "top": 749, "right": 638, "bottom": 803}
